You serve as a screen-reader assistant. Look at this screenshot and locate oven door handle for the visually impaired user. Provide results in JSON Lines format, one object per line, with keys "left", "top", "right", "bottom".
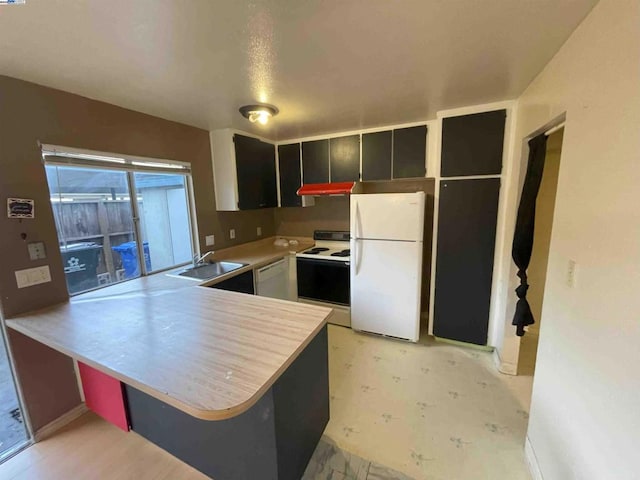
{"left": 296, "top": 257, "right": 350, "bottom": 268}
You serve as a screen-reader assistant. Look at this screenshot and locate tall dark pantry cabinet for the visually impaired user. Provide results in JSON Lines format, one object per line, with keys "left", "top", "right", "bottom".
{"left": 432, "top": 110, "right": 506, "bottom": 345}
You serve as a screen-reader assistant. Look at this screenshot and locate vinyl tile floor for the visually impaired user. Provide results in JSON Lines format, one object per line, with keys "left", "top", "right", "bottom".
{"left": 318, "top": 325, "right": 534, "bottom": 480}
{"left": 303, "top": 437, "right": 412, "bottom": 480}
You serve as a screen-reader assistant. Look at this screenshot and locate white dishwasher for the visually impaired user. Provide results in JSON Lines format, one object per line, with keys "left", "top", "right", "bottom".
{"left": 255, "top": 257, "right": 289, "bottom": 300}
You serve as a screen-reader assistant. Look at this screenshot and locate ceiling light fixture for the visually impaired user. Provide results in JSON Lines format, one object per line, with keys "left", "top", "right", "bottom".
{"left": 239, "top": 104, "right": 279, "bottom": 125}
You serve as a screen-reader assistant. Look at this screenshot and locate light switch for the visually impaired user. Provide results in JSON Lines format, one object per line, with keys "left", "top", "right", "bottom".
{"left": 15, "top": 265, "right": 51, "bottom": 288}
{"left": 257, "top": 227, "right": 262, "bottom": 237}
{"left": 205, "top": 235, "right": 215, "bottom": 246}
{"left": 229, "top": 229, "right": 236, "bottom": 240}
{"left": 28, "top": 241, "right": 47, "bottom": 260}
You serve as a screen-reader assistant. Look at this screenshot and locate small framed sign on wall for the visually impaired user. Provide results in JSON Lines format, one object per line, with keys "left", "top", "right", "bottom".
{"left": 8, "top": 198, "right": 35, "bottom": 218}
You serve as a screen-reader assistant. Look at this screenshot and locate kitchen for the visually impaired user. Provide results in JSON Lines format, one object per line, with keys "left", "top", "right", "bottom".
{"left": 0, "top": 81, "right": 528, "bottom": 480}
{"left": 1, "top": 1, "right": 638, "bottom": 480}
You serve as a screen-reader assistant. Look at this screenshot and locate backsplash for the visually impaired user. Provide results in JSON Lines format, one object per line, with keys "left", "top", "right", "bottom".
{"left": 274, "top": 196, "right": 350, "bottom": 237}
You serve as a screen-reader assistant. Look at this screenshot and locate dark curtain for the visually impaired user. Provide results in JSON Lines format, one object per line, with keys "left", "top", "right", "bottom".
{"left": 511, "top": 134, "right": 548, "bottom": 336}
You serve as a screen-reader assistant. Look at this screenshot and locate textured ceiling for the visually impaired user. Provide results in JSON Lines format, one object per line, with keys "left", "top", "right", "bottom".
{"left": 0, "top": 0, "right": 597, "bottom": 140}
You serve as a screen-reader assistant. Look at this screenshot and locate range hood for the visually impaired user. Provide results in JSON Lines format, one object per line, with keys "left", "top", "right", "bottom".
{"left": 297, "top": 182, "right": 355, "bottom": 196}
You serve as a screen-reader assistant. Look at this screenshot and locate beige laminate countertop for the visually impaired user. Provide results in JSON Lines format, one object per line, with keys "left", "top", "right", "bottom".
{"left": 77, "top": 236, "right": 315, "bottom": 298}
{"left": 7, "top": 237, "right": 333, "bottom": 421}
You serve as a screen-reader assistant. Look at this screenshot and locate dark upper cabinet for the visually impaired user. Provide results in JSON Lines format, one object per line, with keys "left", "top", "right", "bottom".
{"left": 234, "top": 134, "right": 277, "bottom": 210}
{"left": 441, "top": 110, "right": 506, "bottom": 177}
{"left": 329, "top": 135, "right": 360, "bottom": 182}
{"left": 362, "top": 130, "right": 392, "bottom": 181}
{"left": 278, "top": 143, "right": 303, "bottom": 207}
{"left": 393, "top": 126, "right": 427, "bottom": 179}
{"left": 302, "top": 140, "right": 330, "bottom": 184}
{"left": 292, "top": 124, "right": 427, "bottom": 188}
{"left": 259, "top": 141, "right": 278, "bottom": 208}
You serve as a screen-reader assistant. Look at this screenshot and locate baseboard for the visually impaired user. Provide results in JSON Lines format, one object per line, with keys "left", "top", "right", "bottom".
{"left": 434, "top": 336, "right": 494, "bottom": 352}
{"left": 34, "top": 403, "right": 88, "bottom": 442}
{"left": 525, "top": 436, "right": 543, "bottom": 480}
{"left": 493, "top": 348, "right": 518, "bottom": 375}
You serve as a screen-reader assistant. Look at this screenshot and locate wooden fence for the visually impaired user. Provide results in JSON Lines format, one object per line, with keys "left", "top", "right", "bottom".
{"left": 51, "top": 200, "right": 140, "bottom": 279}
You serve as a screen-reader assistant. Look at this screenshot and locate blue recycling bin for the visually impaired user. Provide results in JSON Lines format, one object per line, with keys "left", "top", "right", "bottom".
{"left": 112, "top": 241, "right": 152, "bottom": 278}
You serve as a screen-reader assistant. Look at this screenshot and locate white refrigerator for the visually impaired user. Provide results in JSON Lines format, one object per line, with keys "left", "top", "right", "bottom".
{"left": 350, "top": 192, "right": 425, "bottom": 342}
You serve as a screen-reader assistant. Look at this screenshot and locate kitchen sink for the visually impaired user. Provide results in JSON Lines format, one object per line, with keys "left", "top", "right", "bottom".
{"left": 169, "top": 261, "right": 247, "bottom": 281}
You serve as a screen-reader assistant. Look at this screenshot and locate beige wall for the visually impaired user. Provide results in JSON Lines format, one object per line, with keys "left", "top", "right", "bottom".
{"left": 0, "top": 76, "right": 274, "bottom": 430}
{"left": 527, "top": 130, "right": 563, "bottom": 333}
{"left": 497, "top": 0, "right": 640, "bottom": 478}
{"left": 517, "top": 130, "right": 563, "bottom": 375}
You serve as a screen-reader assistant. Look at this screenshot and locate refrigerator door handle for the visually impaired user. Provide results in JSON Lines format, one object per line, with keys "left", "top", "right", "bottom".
{"left": 355, "top": 200, "right": 363, "bottom": 240}
{"left": 354, "top": 199, "right": 362, "bottom": 275}
{"left": 354, "top": 239, "right": 360, "bottom": 275}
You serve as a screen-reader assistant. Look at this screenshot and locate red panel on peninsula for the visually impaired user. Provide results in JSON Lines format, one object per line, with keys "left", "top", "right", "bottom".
{"left": 78, "top": 362, "right": 129, "bottom": 432}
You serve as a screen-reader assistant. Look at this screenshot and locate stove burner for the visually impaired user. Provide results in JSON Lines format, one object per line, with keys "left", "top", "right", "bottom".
{"left": 304, "top": 247, "right": 330, "bottom": 255}
{"left": 330, "top": 249, "right": 351, "bottom": 257}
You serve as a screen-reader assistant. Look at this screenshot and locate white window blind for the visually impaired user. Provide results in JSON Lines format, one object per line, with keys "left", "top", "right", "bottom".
{"left": 41, "top": 143, "right": 191, "bottom": 175}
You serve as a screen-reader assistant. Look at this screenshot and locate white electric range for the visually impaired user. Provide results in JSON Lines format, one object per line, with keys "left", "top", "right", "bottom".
{"left": 296, "top": 231, "right": 351, "bottom": 328}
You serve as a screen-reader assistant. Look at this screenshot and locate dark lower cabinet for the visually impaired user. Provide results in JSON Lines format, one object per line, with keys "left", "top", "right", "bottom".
{"left": 302, "top": 140, "right": 330, "bottom": 184}
{"left": 278, "top": 143, "right": 303, "bottom": 207}
{"left": 441, "top": 110, "right": 506, "bottom": 177}
{"left": 234, "top": 134, "right": 278, "bottom": 210}
{"left": 126, "top": 326, "right": 329, "bottom": 480}
{"left": 209, "top": 270, "right": 255, "bottom": 294}
{"left": 393, "top": 125, "right": 427, "bottom": 179}
{"left": 362, "top": 130, "right": 392, "bottom": 181}
{"left": 433, "top": 178, "right": 500, "bottom": 345}
{"left": 329, "top": 135, "right": 360, "bottom": 182}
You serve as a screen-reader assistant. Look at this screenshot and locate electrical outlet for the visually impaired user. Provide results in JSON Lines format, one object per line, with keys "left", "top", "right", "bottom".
{"left": 28, "top": 241, "right": 47, "bottom": 260}
{"left": 229, "top": 229, "right": 236, "bottom": 240}
{"left": 15, "top": 265, "right": 51, "bottom": 288}
{"left": 567, "top": 259, "right": 577, "bottom": 288}
{"left": 257, "top": 227, "right": 262, "bottom": 237}
{"left": 205, "top": 235, "right": 215, "bottom": 246}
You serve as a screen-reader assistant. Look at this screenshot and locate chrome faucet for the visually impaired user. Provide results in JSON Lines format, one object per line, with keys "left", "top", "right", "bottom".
{"left": 193, "top": 251, "right": 215, "bottom": 267}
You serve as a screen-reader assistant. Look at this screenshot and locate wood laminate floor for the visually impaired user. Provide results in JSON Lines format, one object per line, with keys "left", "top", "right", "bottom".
{"left": 0, "top": 412, "right": 208, "bottom": 480}
{"left": 0, "top": 325, "right": 534, "bottom": 479}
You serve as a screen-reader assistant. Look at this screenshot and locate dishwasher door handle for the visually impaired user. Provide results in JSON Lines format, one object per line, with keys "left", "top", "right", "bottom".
{"left": 258, "top": 258, "right": 286, "bottom": 271}
{"left": 256, "top": 258, "right": 287, "bottom": 281}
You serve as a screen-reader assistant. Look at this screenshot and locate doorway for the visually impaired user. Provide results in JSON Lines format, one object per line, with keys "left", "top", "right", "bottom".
{"left": 517, "top": 127, "right": 564, "bottom": 375}
{"left": 0, "top": 324, "right": 29, "bottom": 461}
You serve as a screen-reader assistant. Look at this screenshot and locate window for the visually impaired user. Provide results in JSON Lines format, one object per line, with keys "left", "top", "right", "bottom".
{"left": 43, "top": 145, "right": 195, "bottom": 295}
{"left": 134, "top": 172, "right": 192, "bottom": 272}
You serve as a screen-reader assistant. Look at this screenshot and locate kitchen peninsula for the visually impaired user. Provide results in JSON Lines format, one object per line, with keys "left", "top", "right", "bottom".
{"left": 6, "top": 239, "right": 332, "bottom": 480}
